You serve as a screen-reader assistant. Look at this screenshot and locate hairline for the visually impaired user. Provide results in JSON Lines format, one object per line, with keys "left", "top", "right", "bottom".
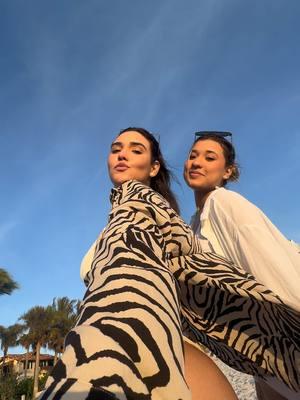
{"left": 111, "top": 141, "right": 148, "bottom": 151}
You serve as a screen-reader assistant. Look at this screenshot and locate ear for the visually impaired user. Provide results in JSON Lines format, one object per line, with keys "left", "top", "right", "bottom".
{"left": 223, "top": 165, "right": 233, "bottom": 181}
{"left": 150, "top": 160, "right": 160, "bottom": 177}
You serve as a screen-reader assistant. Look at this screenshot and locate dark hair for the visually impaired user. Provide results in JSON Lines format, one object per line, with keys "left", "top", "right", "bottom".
{"left": 118, "top": 127, "right": 180, "bottom": 213}
{"left": 193, "top": 133, "right": 240, "bottom": 185}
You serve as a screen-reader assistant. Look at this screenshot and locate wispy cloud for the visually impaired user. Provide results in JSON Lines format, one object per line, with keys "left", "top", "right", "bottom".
{"left": 0, "top": 220, "right": 18, "bottom": 243}
{"left": 1, "top": 0, "right": 300, "bottom": 336}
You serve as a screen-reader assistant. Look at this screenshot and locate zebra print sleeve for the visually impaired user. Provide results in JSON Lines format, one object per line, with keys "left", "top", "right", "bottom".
{"left": 39, "top": 180, "right": 300, "bottom": 398}
{"left": 39, "top": 181, "right": 191, "bottom": 399}
{"left": 170, "top": 252, "right": 300, "bottom": 392}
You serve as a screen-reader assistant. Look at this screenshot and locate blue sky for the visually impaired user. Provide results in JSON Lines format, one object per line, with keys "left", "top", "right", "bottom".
{"left": 1, "top": 1, "right": 300, "bottom": 353}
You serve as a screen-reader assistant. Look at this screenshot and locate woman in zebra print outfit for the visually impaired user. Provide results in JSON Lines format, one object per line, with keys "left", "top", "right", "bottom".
{"left": 39, "top": 128, "right": 300, "bottom": 400}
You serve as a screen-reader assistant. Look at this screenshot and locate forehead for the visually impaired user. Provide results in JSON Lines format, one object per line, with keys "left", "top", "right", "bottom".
{"left": 191, "top": 139, "right": 225, "bottom": 154}
{"left": 113, "top": 131, "right": 150, "bottom": 148}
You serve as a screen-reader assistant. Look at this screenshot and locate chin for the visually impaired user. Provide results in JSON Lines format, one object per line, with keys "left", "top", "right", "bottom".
{"left": 111, "top": 176, "right": 129, "bottom": 187}
{"left": 185, "top": 179, "right": 200, "bottom": 189}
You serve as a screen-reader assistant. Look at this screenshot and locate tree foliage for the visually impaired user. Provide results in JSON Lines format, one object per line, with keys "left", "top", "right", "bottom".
{"left": 0, "top": 268, "right": 19, "bottom": 296}
{"left": 19, "top": 305, "right": 54, "bottom": 398}
{"left": 19, "top": 306, "right": 54, "bottom": 349}
{"left": 0, "top": 323, "right": 24, "bottom": 359}
{"left": 1, "top": 296, "right": 79, "bottom": 398}
{"left": 0, "top": 371, "right": 18, "bottom": 400}
{"left": 47, "top": 297, "right": 78, "bottom": 358}
{"left": 18, "top": 298, "right": 79, "bottom": 398}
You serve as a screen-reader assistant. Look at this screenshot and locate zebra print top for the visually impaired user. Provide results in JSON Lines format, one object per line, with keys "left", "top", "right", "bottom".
{"left": 40, "top": 180, "right": 300, "bottom": 400}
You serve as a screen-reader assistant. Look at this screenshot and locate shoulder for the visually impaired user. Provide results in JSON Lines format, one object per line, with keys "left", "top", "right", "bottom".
{"left": 108, "top": 180, "right": 193, "bottom": 251}
{"left": 206, "top": 188, "right": 263, "bottom": 225}
{"left": 110, "top": 180, "right": 175, "bottom": 221}
{"left": 111, "top": 180, "right": 171, "bottom": 208}
{"left": 210, "top": 188, "right": 256, "bottom": 207}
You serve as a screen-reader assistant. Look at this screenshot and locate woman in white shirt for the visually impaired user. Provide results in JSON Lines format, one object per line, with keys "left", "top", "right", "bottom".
{"left": 184, "top": 131, "right": 300, "bottom": 400}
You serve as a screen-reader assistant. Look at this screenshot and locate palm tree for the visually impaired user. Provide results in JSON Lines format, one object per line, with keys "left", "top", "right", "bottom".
{"left": 19, "top": 306, "right": 54, "bottom": 399}
{"left": 0, "top": 268, "right": 19, "bottom": 295}
{"left": 17, "top": 332, "right": 33, "bottom": 377}
{"left": 48, "top": 297, "right": 79, "bottom": 365}
{"left": 0, "top": 324, "right": 24, "bottom": 371}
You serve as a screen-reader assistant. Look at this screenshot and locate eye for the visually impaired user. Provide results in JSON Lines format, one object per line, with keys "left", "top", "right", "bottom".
{"left": 206, "top": 156, "right": 216, "bottom": 161}
{"left": 111, "top": 148, "right": 120, "bottom": 154}
{"left": 132, "top": 149, "right": 143, "bottom": 154}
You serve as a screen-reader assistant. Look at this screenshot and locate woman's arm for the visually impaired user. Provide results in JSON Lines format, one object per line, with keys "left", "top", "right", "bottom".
{"left": 170, "top": 251, "right": 300, "bottom": 392}
{"left": 40, "top": 181, "right": 191, "bottom": 400}
{"left": 206, "top": 189, "right": 300, "bottom": 309}
{"left": 233, "top": 223, "right": 300, "bottom": 309}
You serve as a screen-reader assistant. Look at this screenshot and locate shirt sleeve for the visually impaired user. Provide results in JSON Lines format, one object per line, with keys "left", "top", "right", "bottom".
{"left": 234, "top": 223, "right": 300, "bottom": 309}
{"left": 169, "top": 251, "right": 300, "bottom": 392}
{"left": 79, "top": 240, "right": 97, "bottom": 283}
{"left": 40, "top": 193, "right": 191, "bottom": 400}
{"left": 207, "top": 190, "right": 300, "bottom": 310}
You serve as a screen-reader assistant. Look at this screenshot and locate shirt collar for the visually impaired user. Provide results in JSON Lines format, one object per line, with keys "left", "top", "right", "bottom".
{"left": 109, "top": 180, "right": 142, "bottom": 208}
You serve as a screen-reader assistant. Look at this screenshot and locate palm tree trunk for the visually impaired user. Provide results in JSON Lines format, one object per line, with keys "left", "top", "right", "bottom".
{"left": 33, "top": 341, "right": 41, "bottom": 399}
{"left": 53, "top": 350, "right": 58, "bottom": 366}
{"left": 24, "top": 348, "right": 29, "bottom": 377}
{"left": 2, "top": 348, "right": 7, "bottom": 374}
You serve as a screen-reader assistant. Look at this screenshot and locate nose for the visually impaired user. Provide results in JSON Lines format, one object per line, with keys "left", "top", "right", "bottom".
{"left": 117, "top": 148, "right": 128, "bottom": 160}
{"left": 190, "top": 156, "right": 202, "bottom": 168}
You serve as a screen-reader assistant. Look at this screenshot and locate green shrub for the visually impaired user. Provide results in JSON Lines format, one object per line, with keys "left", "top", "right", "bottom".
{"left": 15, "top": 377, "right": 33, "bottom": 399}
{"left": 0, "top": 371, "right": 18, "bottom": 400}
{"left": 38, "top": 373, "right": 48, "bottom": 391}
{"left": 0, "top": 371, "right": 48, "bottom": 399}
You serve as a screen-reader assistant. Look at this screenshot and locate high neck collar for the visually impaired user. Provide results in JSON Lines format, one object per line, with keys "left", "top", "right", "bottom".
{"left": 109, "top": 180, "right": 144, "bottom": 208}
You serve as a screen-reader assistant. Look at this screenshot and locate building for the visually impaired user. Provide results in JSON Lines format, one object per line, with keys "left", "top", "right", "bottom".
{"left": 0, "top": 352, "right": 54, "bottom": 377}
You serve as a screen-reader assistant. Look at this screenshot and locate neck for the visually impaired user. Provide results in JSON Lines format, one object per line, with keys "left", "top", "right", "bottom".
{"left": 194, "top": 188, "right": 216, "bottom": 213}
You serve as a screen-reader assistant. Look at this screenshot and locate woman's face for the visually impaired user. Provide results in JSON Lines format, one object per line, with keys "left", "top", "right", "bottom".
{"left": 184, "top": 139, "right": 233, "bottom": 192}
{"left": 108, "top": 130, "right": 160, "bottom": 187}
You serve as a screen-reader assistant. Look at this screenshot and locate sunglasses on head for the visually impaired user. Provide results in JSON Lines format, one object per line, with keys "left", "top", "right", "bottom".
{"left": 194, "top": 131, "right": 233, "bottom": 143}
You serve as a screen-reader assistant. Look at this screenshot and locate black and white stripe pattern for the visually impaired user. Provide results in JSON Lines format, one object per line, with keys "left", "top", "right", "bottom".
{"left": 40, "top": 180, "right": 300, "bottom": 399}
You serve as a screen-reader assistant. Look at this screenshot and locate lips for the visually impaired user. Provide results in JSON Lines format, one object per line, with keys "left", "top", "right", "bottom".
{"left": 115, "top": 163, "right": 129, "bottom": 172}
{"left": 189, "top": 170, "right": 204, "bottom": 178}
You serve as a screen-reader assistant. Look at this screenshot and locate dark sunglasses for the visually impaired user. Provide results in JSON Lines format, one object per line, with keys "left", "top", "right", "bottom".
{"left": 194, "top": 131, "right": 233, "bottom": 143}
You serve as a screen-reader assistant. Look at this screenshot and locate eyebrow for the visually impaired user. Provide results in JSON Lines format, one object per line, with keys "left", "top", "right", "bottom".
{"left": 190, "top": 149, "right": 218, "bottom": 156}
{"left": 111, "top": 141, "right": 147, "bottom": 150}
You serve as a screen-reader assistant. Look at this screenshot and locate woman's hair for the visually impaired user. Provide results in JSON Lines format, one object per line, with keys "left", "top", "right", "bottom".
{"left": 194, "top": 133, "right": 240, "bottom": 185}
{"left": 118, "top": 127, "right": 180, "bottom": 213}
